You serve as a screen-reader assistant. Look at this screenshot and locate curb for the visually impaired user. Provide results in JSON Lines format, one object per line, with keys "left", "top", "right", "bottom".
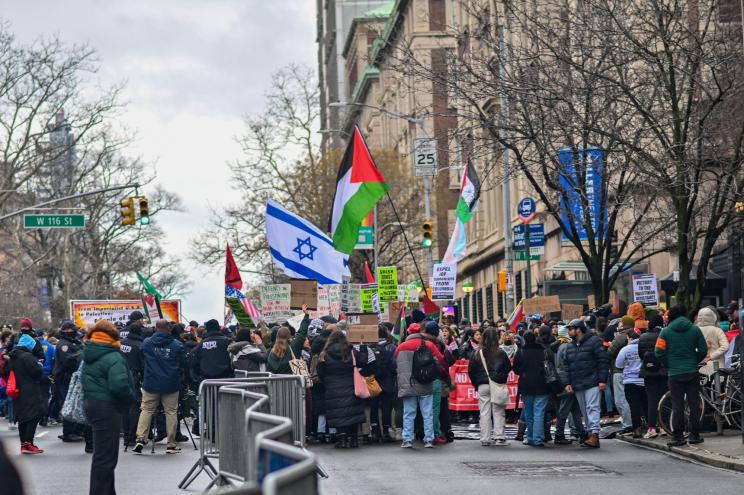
{"left": 618, "top": 436, "right": 744, "bottom": 473}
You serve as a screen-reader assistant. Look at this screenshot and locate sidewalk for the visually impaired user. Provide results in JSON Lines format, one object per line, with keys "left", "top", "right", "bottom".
{"left": 619, "top": 430, "right": 744, "bottom": 473}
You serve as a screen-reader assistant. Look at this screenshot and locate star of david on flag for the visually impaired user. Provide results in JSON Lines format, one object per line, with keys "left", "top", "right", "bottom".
{"left": 265, "top": 199, "right": 350, "bottom": 285}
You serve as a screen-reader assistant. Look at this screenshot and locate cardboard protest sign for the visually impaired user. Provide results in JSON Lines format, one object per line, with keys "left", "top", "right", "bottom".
{"left": 290, "top": 279, "right": 318, "bottom": 310}
{"left": 376, "top": 266, "right": 398, "bottom": 302}
{"left": 347, "top": 325, "right": 379, "bottom": 343}
{"left": 561, "top": 303, "right": 584, "bottom": 321}
{"left": 522, "top": 295, "right": 561, "bottom": 315}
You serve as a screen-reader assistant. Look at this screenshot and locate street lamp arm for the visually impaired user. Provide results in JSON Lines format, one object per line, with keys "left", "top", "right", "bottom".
{"left": 330, "top": 101, "right": 423, "bottom": 123}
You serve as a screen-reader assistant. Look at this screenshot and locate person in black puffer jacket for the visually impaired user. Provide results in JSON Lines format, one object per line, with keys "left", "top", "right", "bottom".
{"left": 637, "top": 315, "right": 667, "bottom": 438}
{"left": 317, "top": 330, "right": 365, "bottom": 449}
{"left": 120, "top": 324, "right": 145, "bottom": 447}
{"left": 308, "top": 328, "right": 333, "bottom": 443}
{"left": 364, "top": 325, "right": 397, "bottom": 442}
{"left": 513, "top": 331, "right": 551, "bottom": 447}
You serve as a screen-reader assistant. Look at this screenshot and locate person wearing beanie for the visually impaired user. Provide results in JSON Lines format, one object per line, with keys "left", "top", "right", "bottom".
{"left": 9, "top": 318, "right": 45, "bottom": 361}
{"left": 626, "top": 302, "right": 648, "bottom": 330}
{"left": 120, "top": 321, "right": 146, "bottom": 448}
{"left": 81, "top": 320, "right": 136, "bottom": 494}
{"left": 191, "top": 319, "right": 232, "bottom": 382}
{"left": 228, "top": 327, "right": 267, "bottom": 373}
{"left": 394, "top": 320, "right": 445, "bottom": 449}
{"left": 410, "top": 309, "right": 426, "bottom": 324}
{"left": 8, "top": 333, "right": 44, "bottom": 454}
{"left": 655, "top": 305, "right": 707, "bottom": 446}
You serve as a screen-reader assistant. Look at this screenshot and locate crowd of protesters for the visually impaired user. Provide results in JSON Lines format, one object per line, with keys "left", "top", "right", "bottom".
{"left": 0, "top": 300, "right": 742, "bottom": 494}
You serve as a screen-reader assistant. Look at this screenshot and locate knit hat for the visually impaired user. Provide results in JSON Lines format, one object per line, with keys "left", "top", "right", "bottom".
{"left": 627, "top": 302, "right": 648, "bottom": 329}
{"left": 648, "top": 314, "right": 664, "bottom": 331}
{"left": 236, "top": 328, "right": 252, "bottom": 342}
{"left": 407, "top": 323, "right": 422, "bottom": 334}
{"left": 129, "top": 311, "right": 145, "bottom": 322}
{"left": 557, "top": 325, "right": 569, "bottom": 338}
{"left": 411, "top": 309, "right": 426, "bottom": 324}
{"left": 424, "top": 321, "right": 440, "bottom": 337}
{"left": 205, "top": 319, "right": 221, "bottom": 333}
{"left": 620, "top": 315, "right": 635, "bottom": 328}
{"left": 18, "top": 333, "right": 36, "bottom": 351}
{"left": 20, "top": 318, "right": 32, "bottom": 330}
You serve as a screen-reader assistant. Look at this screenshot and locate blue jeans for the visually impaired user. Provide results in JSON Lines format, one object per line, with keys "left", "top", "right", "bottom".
{"left": 613, "top": 372, "right": 632, "bottom": 428}
{"left": 402, "top": 395, "right": 434, "bottom": 443}
{"left": 522, "top": 394, "right": 549, "bottom": 445}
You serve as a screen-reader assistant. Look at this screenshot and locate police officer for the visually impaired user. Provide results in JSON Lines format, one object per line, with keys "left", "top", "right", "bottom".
{"left": 53, "top": 320, "right": 84, "bottom": 442}
{"left": 120, "top": 322, "right": 145, "bottom": 447}
{"left": 191, "top": 319, "right": 232, "bottom": 381}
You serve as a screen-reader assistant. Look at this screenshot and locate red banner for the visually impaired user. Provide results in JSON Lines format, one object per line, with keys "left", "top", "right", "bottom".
{"left": 448, "top": 358, "right": 522, "bottom": 411}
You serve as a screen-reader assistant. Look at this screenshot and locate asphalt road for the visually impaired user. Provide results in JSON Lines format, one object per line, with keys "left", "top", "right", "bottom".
{"left": 314, "top": 436, "right": 744, "bottom": 495}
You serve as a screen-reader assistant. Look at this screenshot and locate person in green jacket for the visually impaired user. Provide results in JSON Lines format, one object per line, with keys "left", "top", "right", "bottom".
{"left": 267, "top": 305, "right": 310, "bottom": 374}
{"left": 82, "top": 320, "right": 136, "bottom": 495}
{"left": 655, "top": 305, "right": 707, "bottom": 447}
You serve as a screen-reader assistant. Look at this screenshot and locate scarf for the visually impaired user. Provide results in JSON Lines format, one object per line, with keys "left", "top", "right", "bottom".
{"left": 500, "top": 343, "right": 517, "bottom": 359}
{"left": 90, "top": 331, "right": 121, "bottom": 348}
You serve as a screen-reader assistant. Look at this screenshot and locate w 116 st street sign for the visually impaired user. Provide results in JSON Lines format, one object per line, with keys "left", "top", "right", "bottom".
{"left": 23, "top": 214, "right": 85, "bottom": 229}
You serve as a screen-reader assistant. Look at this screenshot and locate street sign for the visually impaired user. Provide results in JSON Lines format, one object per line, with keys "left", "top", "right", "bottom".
{"left": 413, "top": 138, "right": 438, "bottom": 176}
{"left": 517, "top": 197, "right": 536, "bottom": 224}
{"left": 23, "top": 214, "right": 85, "bottom": 229}
{"left": 514, "top": 250, "right": 540, "bottom": 261}
{"left": 513, "top": 224, "right": 545, "bottom": 250}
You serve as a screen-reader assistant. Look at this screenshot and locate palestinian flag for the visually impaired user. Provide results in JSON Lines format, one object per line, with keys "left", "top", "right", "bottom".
{"left": 329, "top": 126, "right": 388, "bottom": 254}
{"left": 136, "top": 272, "right": 163, "bottom": 319}
{"left": 442, "top": 159, "right": 481, "bottom": 264}
{"left": 393, "top": 303, "right": 406, "bottom": 341}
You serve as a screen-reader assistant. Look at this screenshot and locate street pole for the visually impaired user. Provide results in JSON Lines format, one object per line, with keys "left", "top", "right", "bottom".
{"left": 417, "top": 119, "right": 434, "bottom": 277}
{"left": 499, "top": 14, "right": 515, "bottom": 315}
{"left": 373, "top": 205, "right": 379, "bottom": 273}
{"left": 525, "top": 225, "right": 532, "bottom": 297}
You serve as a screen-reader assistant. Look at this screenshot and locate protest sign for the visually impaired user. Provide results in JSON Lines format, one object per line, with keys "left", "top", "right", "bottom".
{"left": 397, "top": 284, "right": 418, "bottom": 302}
{"left": 290, "top": 279, "right": 318, "bottom": 310}
{"left": 376, "top": 266, "right": 398, "bottom": 302}
{"left": 561, "top": 303, "right": 584, "bottom": 321}
{"left": 341, "top": 284, "right": 362, "bottom": 313}
{"left": 70, "top": 299, "right": 181, "bottom": 328}
{"left": 431, "top": 263, "right": 456, "bottom": 300}
{"left": 260, "top": 284, "right": 292, "bottom": 323}
{"left": 328, "top": 284, "right": 341, "bottom": 317}
{"left": 361, "top": 284, "right": 378, "bottom": 313}
{"left": 632, "top": 274, "right": 659, "bottom": 306}
{"left": 522, "top": 295, "right": 562, "bottom": 315}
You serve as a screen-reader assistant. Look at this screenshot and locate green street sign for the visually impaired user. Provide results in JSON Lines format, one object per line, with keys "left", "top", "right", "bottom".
{"left": 23, "top": 214, "right": 86, "bottom": 229}
{"left": 514, "top": 250, "right": 540, "bottom": 261}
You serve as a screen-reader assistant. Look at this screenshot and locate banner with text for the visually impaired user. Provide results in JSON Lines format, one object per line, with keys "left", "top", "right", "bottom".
{"left": 260, "top": 284, "right": 292, "bottom": 323}
{"left": 70, "top": 299, "right": 181, "bottom": 328}
{"left": 376, "top": 266, "right": 398, "bottom": 302}
{"left": 632, "top": 274, "right": 659, "bottom": 306}
{"left": 432, "top": 263, "right": 457, "bottom": 300}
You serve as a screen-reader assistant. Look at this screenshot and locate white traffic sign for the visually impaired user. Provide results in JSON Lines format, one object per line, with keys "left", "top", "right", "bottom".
{"left": 413, "top": 138, "right": 438, "bottom": 176}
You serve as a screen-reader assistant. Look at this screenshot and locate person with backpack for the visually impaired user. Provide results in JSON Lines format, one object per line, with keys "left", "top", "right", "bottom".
{"left": 637, "top": 315, "right": 666, "bottom": 438}
{"left": 393, "top": 322, "right": 445, "bottom": 449}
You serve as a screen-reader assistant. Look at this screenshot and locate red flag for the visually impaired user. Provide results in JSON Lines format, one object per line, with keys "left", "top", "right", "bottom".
{"left": 225, "top": 243, "right": 242, "bottom": 290}
{"left": 364, "top": 262, "right": 376, "bottom": 283}
{"left": 422, "top": 293, "right": 440, "bottom": 315}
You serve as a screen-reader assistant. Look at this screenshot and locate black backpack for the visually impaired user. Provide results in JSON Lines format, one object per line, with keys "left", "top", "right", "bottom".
{"left": 641, "top": 349, "right": 662, "bottom": 374}
{"left": 411, "top": 338, "right": 439, "bottom": 384}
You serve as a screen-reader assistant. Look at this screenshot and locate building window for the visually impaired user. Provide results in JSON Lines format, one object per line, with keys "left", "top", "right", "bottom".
{"left": 476, "top": 288, "right": 483, "bottom": 324}
{"left": 463, "top": 295, "right": 470, "bottom": 323}
{"left": 485, "top": 285, "right": 494, "bottom": 321}
{"left": 497, "top": 289, "right": 505, "bottom": 320}
{"left": 515, "top": 271, "right": 523, "bottom": 302}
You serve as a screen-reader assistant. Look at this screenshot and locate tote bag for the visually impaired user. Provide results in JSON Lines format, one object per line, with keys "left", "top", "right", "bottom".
{"left": 352, "top": 352, "right": 371, "bottom": 399}
{"left": 61, "top": 362, "right": 88, "bottom": 424}
{"left": 288, "top": 347, "right": 313, "bottom": 389}
{"left": 479, "top": 350, "right": 509, "bottom": 406}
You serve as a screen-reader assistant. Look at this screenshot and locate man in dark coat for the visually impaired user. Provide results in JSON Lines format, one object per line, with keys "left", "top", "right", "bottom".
{"left": 120, "top": 323, "right": 145, "bottom": 447}
{"left": 53, "top": 321, "right": 84, "bottom": 442}
{"left": 191, "top": 319, "right": 232, "bottom": 381}
{"left": 561, "top": 319, "right": 609, "bottom": 448}
{"left": 9, "top": 334, "right": 44, "bottom": 453}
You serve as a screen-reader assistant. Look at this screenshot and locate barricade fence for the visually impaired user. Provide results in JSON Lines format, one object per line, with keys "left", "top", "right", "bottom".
{"left": 179, "top": 372, "right": 314, "bottom": 494}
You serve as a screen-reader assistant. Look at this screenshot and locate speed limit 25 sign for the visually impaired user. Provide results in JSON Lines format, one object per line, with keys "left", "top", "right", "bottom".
{"left": 413, "top": 138, "right": 438, "bottom": 176}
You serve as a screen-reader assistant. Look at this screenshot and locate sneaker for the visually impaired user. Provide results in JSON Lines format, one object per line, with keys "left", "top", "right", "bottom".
{"left": 60, "top": 434, "right": 84, "bottom": 442}
{"left": 643, "top": 428, "right": 658, "bottom": 439}
{"left": 424, "top": 441, "right": 434, "bottom": 448}
{"left": 667, "top": 437, "right": 686, "bottom": 447}
{"left": 494, "top": 438, "right": 509, "bottom": 446}
{"left": 166, "top": 446, "right": 182, "bottom": 454}
{"left": 20, "top": 443, "right": 33, "bottom": 454}
{"left": 688, "top": 434, "right": 704, "bottom": 445}
{"left": 433, "top": 436, "right": 448, "bottom": 446}
{"left": 554, "top": 436, "right": 572, "bottom": 445}
{"left": 47, "top": 419, "right": 60, "bottom": 427}
{"left": 132, "top": 442, "right": 145, "bottom": 454}
{"left": 401, "top": 440, "right": 413, "bottom": 449}
{"left": 9, "top": 423, "right": 17, "bottom": 430}
{"left": 28, "top": 444, "right": 44, "bottom": 454}
{"left": 85, "top": 444, "right": 94, "bottom": 454}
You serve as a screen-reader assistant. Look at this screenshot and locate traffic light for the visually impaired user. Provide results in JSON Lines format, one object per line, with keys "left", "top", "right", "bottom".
{"left": 138, "top": 196, "right": 150, "bottom": 225}
{"left": 498, "top": 270, "right": 508, "bottom": 293}
{"left": 120, "top": 197, "right": 135, "bottom": 225}
{"left": 422, "top": 219, "right": 433, "bottom": 247}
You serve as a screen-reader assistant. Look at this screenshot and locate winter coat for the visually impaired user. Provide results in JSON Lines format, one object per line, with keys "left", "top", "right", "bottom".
{"left": 555, "top": 340, "right": 572, "bottom": 387}
{"left": 513, "top": 343, "right": 550, "bottom": 396}
{"left": 316, "top": 343, "right": 365, "bottom": 428}
{"left": 142, "top": 332, "right": 186, "bottom": 394}
{"left": 656, "top": 317, "right": 707, "bottom": 377}
{"left": 696, "top": 307, "right": 729, "bottom": 375}
{"left": 53, "top": 334, "right": 82, "bottom": 386}
{"left": 9, "top": 331, "right": 45, "bottom": 361}
{"left": 637, "top": 328, "right": 666, "bottom": 378}
{"left": 563, "top": 332, "right": 610, "bottom": 391}
{"left": 309, "top": 331, "right": 330, "bottom": 415}
{"left": 192, "top": 330, "right": 233, "bottom": 380}
{"left": 81, "top": 342, "right": 136, "bottom": 407}
{"left": 394, "top": 333, "right": 445, "bottom": 398}
{"left": 8, "top": 348, "right": 43, "bottom": 422}
{"left": 120, "top": 333, "right": 145, "bottom": 387}
{"left": 608, "top": 332, "right": 628, "bottom": 374}
{"left": 228, "top": 341, "right": 268, "bottom": 373}
{"left": 266, "top": 315, "right": 309, "bottom": 375}
{"left": 615, "top": 339, "right": 644, "bottom": 386}
{"left": 38, "top": 338, "right": 55, "bottom": 375}
{"left": 468, "top": 347, "right": 512, "bottom": 387}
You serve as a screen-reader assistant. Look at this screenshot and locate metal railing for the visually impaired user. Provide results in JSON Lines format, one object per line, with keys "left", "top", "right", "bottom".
{"left": 178, "top": 373, "right": 312, "bottom": 493}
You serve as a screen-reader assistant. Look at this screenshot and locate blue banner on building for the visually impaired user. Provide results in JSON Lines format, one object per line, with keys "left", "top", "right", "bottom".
{"left": 558, "top": 147, "right": 606, "bottom": 242}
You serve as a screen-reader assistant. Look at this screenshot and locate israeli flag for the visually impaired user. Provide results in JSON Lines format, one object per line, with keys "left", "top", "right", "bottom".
{"left": 266, "top": 199, "right": 351, "bottom": 285}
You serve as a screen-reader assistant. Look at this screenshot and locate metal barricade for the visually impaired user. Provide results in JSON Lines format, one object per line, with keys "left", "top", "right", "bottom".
{"left": 265, "top": 376, "right": 306, "bottom": 446}
{"left": 260, "top": 439, "right": 318, "bottom": 495}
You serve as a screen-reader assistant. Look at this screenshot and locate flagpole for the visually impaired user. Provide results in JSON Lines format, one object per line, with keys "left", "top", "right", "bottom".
{"left": 373, "top": 205, "right": 378, "bottom": 273}
{"left": 384, "top": 191, "right": 427, "bottom": 291}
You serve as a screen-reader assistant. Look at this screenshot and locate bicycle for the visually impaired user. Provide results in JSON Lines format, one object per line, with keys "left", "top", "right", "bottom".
{"left": 657, "top": 358, "right": 742, "bottom": 436}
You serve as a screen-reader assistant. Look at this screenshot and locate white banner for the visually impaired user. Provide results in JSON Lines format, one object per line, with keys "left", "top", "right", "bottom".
{"left": 431, "top": 263, "right": 457, "bottom": 300}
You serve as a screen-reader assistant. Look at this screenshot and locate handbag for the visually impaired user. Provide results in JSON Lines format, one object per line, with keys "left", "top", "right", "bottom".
{"left": 479, "top": 350, "right": 509, "bottom": 406}
{"left": 352, "top": 352, "right": 371, "bottom": 399}
{"left": 543, "top": 348, "right": 562, "bottom": 394}
{"left": 6, "top": 370, "right": 20, "bottom": 399}
{"left": 61, "top": 362, "right": 88, "bottom": 424}
{"left": 365, "top": 375, "right": 383, "bottom": 397}
{"left": 288, "top": 347, "right": 313, "bottom": 388}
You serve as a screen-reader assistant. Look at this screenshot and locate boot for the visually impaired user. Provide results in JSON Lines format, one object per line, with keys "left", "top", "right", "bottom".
{"left": 514, "top": 421, "right": 527, "bottom": 442}
{"left": 553, "top": 434, "right": 572, "bottom": 445}
{"left": 632, "top": 427, "right": 643, "bottom": 439}
{"left": 581, "top": 433, "right": 600, "bottom": 448}
{"left": 688, "top": 433, "right": 704, "bottom": 445}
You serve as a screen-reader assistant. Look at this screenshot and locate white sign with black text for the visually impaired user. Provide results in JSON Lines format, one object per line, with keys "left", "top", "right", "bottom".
{"left": 631, "top": 274, "right": 659, "bottom": 306}
{"left": 413, "top": 138, "right": 438, "bottom": 177}
{"left": 432, "top": 262, "right": 457, "bottom": 300}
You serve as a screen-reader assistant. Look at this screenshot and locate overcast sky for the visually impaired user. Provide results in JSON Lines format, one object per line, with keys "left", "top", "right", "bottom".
{"left": 3, "top": 0, "right": 316, "bottom": 322}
